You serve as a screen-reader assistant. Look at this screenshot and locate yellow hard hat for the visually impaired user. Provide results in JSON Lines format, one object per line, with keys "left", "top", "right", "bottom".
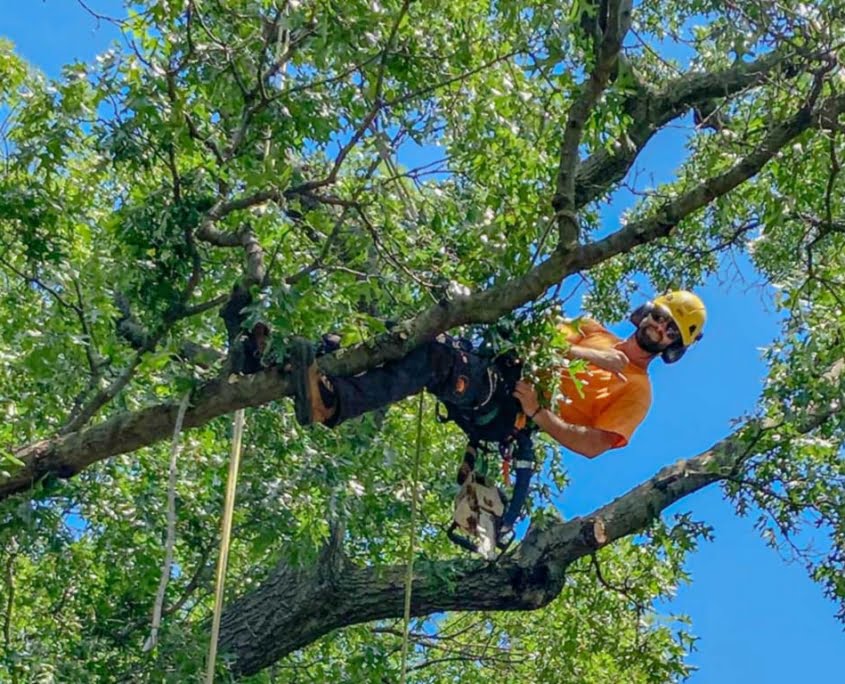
{"left": 653, "top": 291, "right": 706, "bottom": 347}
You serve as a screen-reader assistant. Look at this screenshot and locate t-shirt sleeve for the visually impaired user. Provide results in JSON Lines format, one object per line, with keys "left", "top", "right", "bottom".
{"left": 593, "top": 380, "right": 652, "bottom": 448}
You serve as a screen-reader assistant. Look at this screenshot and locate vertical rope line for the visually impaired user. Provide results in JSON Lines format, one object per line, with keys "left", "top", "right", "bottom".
{"left": 400, "top": 392, "right": 425, "bottom": 683}
{"left": 205, "top": 408, "right": 246, "bottom": 684}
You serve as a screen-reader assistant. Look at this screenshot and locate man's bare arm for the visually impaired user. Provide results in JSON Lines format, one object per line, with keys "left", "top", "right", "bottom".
{"left": 531, "top": 408, "right": 619, "bottom": 458}
{"left": 512, "top": 380, "right": 619, "bottom": 458}
{"left": 566, "top": 345, "right": 629, "bottom": 374}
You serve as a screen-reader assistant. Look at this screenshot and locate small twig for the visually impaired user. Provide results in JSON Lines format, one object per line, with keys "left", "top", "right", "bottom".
{"left": 275, "top": 54, "right": 382, "bottom": 100}
{"left": 72, "top": 278, "right": 102, "bottom": 378}
{"left": 286, "top": 206, "right": 353, "bottom": 284}
{"left": 184, "top": 113, "right": 226, "bottom": 166}
{"left": 824, "top": 131, "right": 840, "bottom": 229}
{"left": 164, "top": 545, "right": 213, "bottom": 617}
{"left": 355, "top": 206, "right": 436, "bottom": 291}
{"left": 165, "top": 142, "right": 182, "bottom": 204}
{"left": 60, "top": 352, "right": 147, "bottom": 434}
{"left": 0, "top": 258, "right": 77, "bottom": 311}
{"left": 0, "top": 258, "right": 105, "bottom": 380}
{"left": 370, "top": 122, "right": 418, "bottom": 220}
{"left": 384, "top": 48, "right": 525, "bottom": 109}
{"left": 590, "top": 552, "right": 648, "bottom": 612}
{"left": 76, "top": 0, "right": 125, "bottom": 26}
{"left": 723, "top": 474, "right": 807, "bottom": 512}
{"left": 183, "top": 294, "right": 229, "bottom": 317}
{"left": 286, "top": 0, "right": 412, "bottom": 195}
{"left": 630, "top": 27, "right": 682, "bottom": 75}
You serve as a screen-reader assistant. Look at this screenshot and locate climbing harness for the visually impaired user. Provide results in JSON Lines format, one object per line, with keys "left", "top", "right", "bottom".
{"left": 435, "top": 338, "right": 538, "bottom": 559}
{"left": 205, "top": 408, "right": 245, "bottom": 684}
{"left": 434, "top": 339, "right": 526, "bottom": 444}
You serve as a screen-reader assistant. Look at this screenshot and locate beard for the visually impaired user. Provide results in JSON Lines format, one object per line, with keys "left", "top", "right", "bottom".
{"left": 635, "top": 323, "right": 669, "bottom": 354}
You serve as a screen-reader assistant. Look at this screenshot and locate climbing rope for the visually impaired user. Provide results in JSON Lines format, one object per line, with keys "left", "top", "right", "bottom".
{"left": 400, "top": 393, "right": 425, "bottom": 683}
{"left": 143, "top": 392, "right": 191, "bottom": 653}
{"left": 205, "top": 408, "right": 246, "bottom": 684}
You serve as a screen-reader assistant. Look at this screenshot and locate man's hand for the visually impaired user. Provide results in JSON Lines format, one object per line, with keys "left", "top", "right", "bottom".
{"left": 513, "top": 380, "right": 541, "bottom": 417}
{"left": 514, "top": 379, "right": 619, "bottom": 457}
{"left": 569, "top": 345, "right": 629, "bottom": 378}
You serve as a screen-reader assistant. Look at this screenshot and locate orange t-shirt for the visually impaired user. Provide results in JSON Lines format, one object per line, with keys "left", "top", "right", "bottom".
{"left": 555, "top": 319, "right": 652, "bottom": 448}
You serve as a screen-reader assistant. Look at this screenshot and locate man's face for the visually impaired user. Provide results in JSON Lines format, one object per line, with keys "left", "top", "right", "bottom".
{"left": 635, "top": 306, "right": 683, "bottom": 354}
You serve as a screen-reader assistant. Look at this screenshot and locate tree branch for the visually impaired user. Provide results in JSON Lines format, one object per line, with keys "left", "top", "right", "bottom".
{"left": 0, "top": 259, "right": 105, "bottom": 396}
{"left": 574, "top": 88, "right": 841, "bottom": 271}
{"left": 183, "top": 293, "right": 229, "bottom": 317}
{"left": 285, "top": 0, "right": 411, "bottom": 195}
{"left": 556, "top": 0, "right": 633, "bottom": 248}
{"left": 60, "top": 352, "right": 149, "bottom": 435}
{"left": 2, "top": 549, "right": 14, "bottom": 651}
{"left": 72, "top": 278, "right": 102, "bottom": 378}
{"left": 176, "top": 341, "right": 226, "bottom": 368}
{"left": 5, "top": 90, "right": 844, "bottom": 497}
{"left": 573, "top": 48, "right": 809, "bottom": 209}
{"left": 0, "top": 258, "right": 77, "bottom": 312}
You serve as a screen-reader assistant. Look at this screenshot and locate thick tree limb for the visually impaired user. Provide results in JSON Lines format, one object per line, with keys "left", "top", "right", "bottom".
{"left": 5, "top": 372, "right": 286, "bottom": 497}
{"left": 573, "top": 48, "right": 809, "bottom": 209}
{"left": 556, "top": 0, "right": 632, "bottom": 247}
{"left": 573, "top": 89, "right": 840, "bottom": 269}
{"left": 216, "top": 383, "right": 841, "bottom": 677}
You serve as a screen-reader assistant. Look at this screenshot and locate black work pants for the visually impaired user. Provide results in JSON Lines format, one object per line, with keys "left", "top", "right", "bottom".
{"left": 325, "top": 341, "right": 459, "bottom": 427}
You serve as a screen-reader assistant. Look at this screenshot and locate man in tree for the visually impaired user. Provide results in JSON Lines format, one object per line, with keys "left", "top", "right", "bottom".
{"left": 289, "top": 291, "right": 704, "bottom": 444}
{"left": 282, "top": 290, "right": 706, "bottom": 538}
{"left": 513, "top": 289, "right": 707, "bottom": 459}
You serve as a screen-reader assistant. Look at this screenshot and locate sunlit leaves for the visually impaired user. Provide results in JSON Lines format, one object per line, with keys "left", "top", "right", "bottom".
{"left": 2, "top": 0, "right": 845, "bottom": 680}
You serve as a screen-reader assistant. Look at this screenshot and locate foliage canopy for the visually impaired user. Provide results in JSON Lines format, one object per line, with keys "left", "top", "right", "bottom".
{"left": 1, "top": 0, "right": 844, "bottom": 680}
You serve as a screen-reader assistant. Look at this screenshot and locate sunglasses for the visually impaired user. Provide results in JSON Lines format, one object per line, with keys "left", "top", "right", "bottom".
{"left": 647, "top": 308, "right": 682, "bottom": 342}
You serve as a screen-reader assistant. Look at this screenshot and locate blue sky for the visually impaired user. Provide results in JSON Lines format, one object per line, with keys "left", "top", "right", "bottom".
{"left": 2, "top": 2, "right": 843, "bottom": 682}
